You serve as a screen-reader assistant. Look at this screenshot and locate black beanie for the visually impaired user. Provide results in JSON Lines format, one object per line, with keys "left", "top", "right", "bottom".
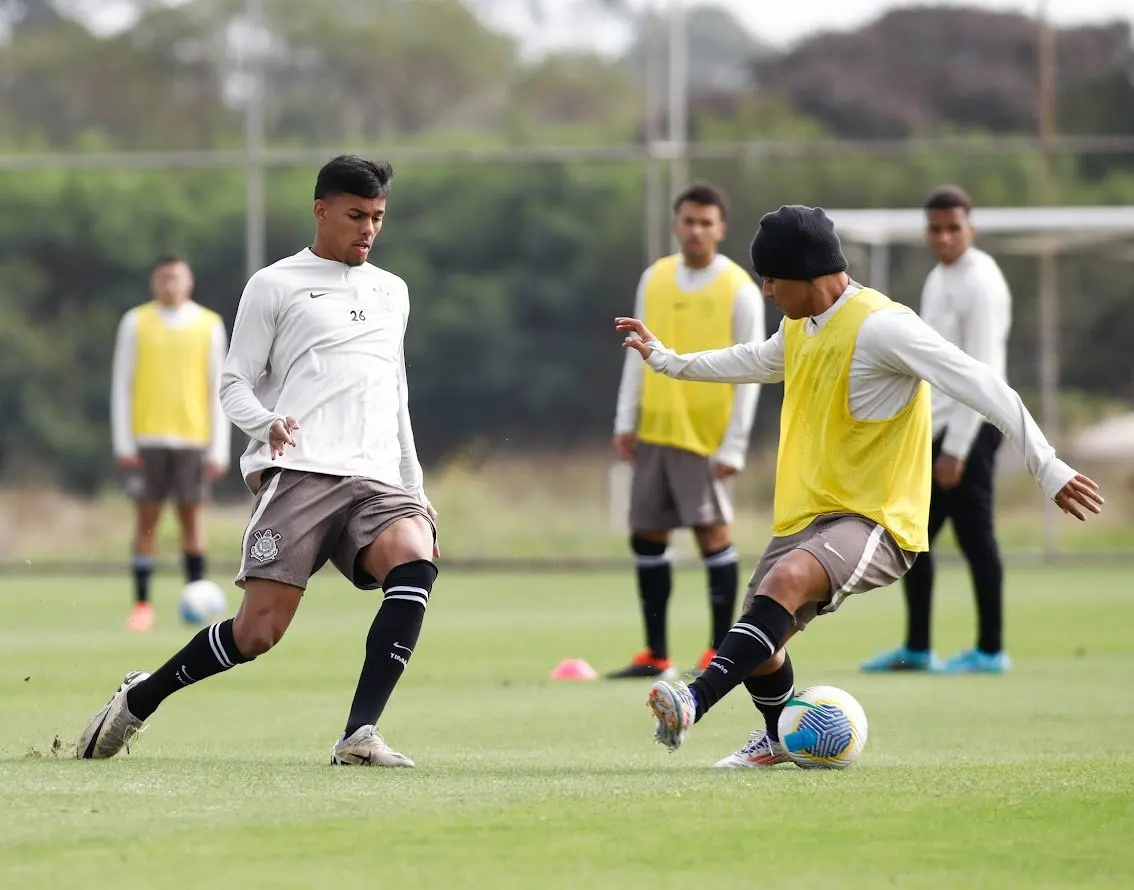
{"left": 749, "top": 205, "right": 848, "bottom": 281}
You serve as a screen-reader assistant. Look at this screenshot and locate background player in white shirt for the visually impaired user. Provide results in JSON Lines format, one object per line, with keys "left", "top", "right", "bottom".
{"left": 78, "top": 156, "right": 439, "bottom": 768}
{"left": 862, "top": 185, "right": 1015, "bottom": 675}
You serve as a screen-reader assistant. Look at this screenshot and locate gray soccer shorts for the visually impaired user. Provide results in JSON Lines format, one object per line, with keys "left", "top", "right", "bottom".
{"left": 125, "top": 447, "right": 207, "bottom": 504}
{"left": 628, "top": 442, "right": 733, "bottom": 531}
{"left": 235, "top": 469, "right": 435, "bottom": 591}
{"left": 743, "top": 513, "right": 917, "bottom": 630}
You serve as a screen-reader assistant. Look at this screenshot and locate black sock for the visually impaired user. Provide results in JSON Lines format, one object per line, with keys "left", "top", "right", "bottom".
{"left": 702, "top": 544, "right": 739, "bottom": 649}
{"left": 690, "top": 596, "right": 794, "bottom": 722}
{"left": 132, "top": 555, "right": 155, "bottom": 605}
{"left": 742, "top": 651, "right": 795, "bottom": 741}
{"left": 126, "top": 618, "right": 252, "bottom": 720}
{"left": 960, "top": 532, "right": 1004, "bottom": 655}
{"left": 903, "top": 551, "right": 933, "bottom": 653}
{"left": 632, "top": 537, "right": 671, "bottom": 659}
{"left": 184, "top": 552, "right": 207, "bottom": 584}
{"left": 343, "top": 560, "right": 438, "bottom": 737}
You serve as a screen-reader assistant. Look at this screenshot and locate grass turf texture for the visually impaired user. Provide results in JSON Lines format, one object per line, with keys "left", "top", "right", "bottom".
{"left": 1, "top": 565, "right": 1131, "bottom": 889}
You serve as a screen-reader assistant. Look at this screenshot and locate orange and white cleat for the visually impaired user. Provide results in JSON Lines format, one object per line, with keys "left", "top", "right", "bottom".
{"left": 605, "top": 648, "right": 676, "bottom": 680}
{"left": 126, "top": 602, "right": 155, "bottom": 632}
{"left": 647, "top": 679, "right": 696, "bottom": 751}
{"left": 684, "top": 647, "right": 717, "bottom": 679}
{"left": 714, "top": 729, "right": 790, "bottom": 768}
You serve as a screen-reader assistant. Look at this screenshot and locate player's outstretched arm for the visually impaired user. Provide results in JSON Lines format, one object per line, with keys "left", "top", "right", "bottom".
{"left": 110, "top": 310, "right": 140, "bottom": 471}
{"left": 615, "top": 316, "right": 786, "bottom": 385}
{"left": 863, "top": 310, "right": 1104, "bottom": 521}
{"left": 219, "top": 273, "right": 294, "bottom": 457}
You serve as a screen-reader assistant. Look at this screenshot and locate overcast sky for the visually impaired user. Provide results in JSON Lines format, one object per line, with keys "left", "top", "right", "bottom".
{"left": 694, "top": 0, "right": 1133, "bottom": 47}
{"left": 84, "top": 1, "right": 1134, "bottom": 52}
{"left": 476, "top": 0, "right": 1134, "bottom": 56}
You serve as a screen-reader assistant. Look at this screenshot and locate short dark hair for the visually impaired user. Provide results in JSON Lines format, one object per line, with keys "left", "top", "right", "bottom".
{"left": 923, "top": 184, "right": 972, "bottom": 215}
{"left": 673, "top": 182, "right": 729, "bottom": 220}
{"left": 152, "top": 254, "right": 188, "bottom": 270}
{"left": 314, "top": 155, "right": 394, "bottom": 201}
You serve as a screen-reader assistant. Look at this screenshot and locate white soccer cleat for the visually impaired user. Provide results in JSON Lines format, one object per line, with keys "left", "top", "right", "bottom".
{"left": 647, "top": 679, "right": 695, "bottom": 752}
{"left": 76, "top": 670, "right": 150, "bottom": 760}
{"left": 713, "top": 729, "right": 790, "bottom": 768}
{"left": 330, "top": 725, "right": 415, "bottom": 767}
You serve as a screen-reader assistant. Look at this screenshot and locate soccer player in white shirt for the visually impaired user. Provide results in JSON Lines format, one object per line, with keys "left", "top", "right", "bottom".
{"left": 77, "top": 156, "right": 439, "bottom": 767}
{"left": 861, "top": 185, "right": 1015, "bottom": 675}
{"left": 616, "top": 205, "right": 1101, "bottom": 766}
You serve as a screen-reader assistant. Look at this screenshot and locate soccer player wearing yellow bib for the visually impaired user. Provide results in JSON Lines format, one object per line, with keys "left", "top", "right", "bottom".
{"left": 608, "top": 184, "right": 763, "bottom": 681}
{"left": 111, "top": 256, "right": 231, "bottom": 632}
{"left": 616, "top": 205, "right": 1103, "bottom": 767}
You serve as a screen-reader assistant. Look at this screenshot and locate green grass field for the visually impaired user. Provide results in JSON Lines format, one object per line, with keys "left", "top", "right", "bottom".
{"left": 2, "top": 564, "right": 1132, "bottom": 889}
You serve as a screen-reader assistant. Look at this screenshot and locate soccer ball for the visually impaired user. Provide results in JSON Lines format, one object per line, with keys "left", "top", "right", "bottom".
{"left": 178, "top": 580, "right": 228, "bottom": 626}
{"left": 777, "top": 684, "right": 868, "bottom": 769}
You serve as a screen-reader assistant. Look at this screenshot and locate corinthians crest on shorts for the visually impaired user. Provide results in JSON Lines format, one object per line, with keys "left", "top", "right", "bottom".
{"left": 249, "top": 529, "right": 282, "bottom": 563}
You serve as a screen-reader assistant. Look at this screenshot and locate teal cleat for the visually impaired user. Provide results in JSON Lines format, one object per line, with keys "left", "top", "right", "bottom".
{"left": 860, "top": 645, "right": 943, "bottom": 673}
{"left": 940, "top": 648, "right": 1012, "bottom": 674}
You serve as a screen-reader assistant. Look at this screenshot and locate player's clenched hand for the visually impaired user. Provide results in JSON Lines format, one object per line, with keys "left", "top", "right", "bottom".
{"left": 1054, "top": 473, "right": 1104, "bottom": 521}
{"left": 712, "top": 461, "right": 739, "bottom": 480}
{"left": 117, "top": 454, "right": 142, "bottom": 472}
{"left": 268, "top": 416, "right": 299, "bottom": 459}
{"left": 613, "top": 432, "right": 636, "bottom": 462}
{"left": 615, "top": 317, "right": 658, "bottom": 360}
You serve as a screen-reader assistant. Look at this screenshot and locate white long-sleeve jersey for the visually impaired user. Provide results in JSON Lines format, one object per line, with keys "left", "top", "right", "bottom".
{"left": 220, "top": 248, "right": 427, "bottom": 502}
{"left": 613, "top": 255, "right": 764, "bottom": 470}
{"left": 920, "top": 246, "right": 1012, "bottom": 460}
{"left": 110, "top": 301, "right": 231, "bottom": 466}
{"left": 640, "top": 283, "right": 1075, "bottom": 503}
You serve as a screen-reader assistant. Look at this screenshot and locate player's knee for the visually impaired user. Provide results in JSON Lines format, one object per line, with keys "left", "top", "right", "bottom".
{"left": 364, "top": 515, "right": 433, "bottom": 581}
{"left": 693, "top": 524, "right": 730, "bottom": 553}
{"left": 759, "top": 556, "right": 821, "bottom": 613}
{"left": 232, "top": 609, "right": 289, "bottom": 657}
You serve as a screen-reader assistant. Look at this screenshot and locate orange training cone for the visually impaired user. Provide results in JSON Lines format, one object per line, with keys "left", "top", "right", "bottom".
{"left": 550, "top": 658, "right": 599, "bottom": 680}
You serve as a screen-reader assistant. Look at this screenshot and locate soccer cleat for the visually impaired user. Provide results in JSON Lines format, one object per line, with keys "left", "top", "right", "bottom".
{"left": 940, "top": 648, "right": 1012, "bottom": 674}
{"left": 647, "top": 679, "right": 695, "bottom": 752}
{"left": 605, "top": 648, "right": 676, "bottom": 680}
{"left": 683, "top": 647, "right": 717, "bottom": 679}
{"left": 76, "top": 671, "right": 150, "bottom": 759}
{"left": 126, "top": 602, "right": 155, "bottom": 632}
{"left": 859, "top": 645, "right": 942, "bottom": 673}
{"left": 714, "top": 729, "right": 790, "bottom": 768}
{"left": 330, "top": 725, "right": 415, "bottom": 767}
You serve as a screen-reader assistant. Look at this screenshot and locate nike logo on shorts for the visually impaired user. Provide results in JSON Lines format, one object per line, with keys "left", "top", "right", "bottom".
{"left": 310, "top": 292, "right": 329, "bottom": 299}
{"left": 824, "top": 542, "right": 845, "bottom": 561}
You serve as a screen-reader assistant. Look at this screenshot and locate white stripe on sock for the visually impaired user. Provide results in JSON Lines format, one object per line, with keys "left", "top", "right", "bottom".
{"left": 207, "top": 623, "right": 234, "bottom": 669}
{"left": 634, "top": 553, "right": 670, "bottom": 568}
{"left": 729, "top": 622, "right": 776, "bottom": 655}
{"left": 703, "top": 546, "right": 738, "bottom": 568}
{"left": 384, "top": 593, "right": 429, "bottom": 608}
{"left": 750, "top": 688, "right": 793, "bottom": 707}
{"left": 385, "top": 585, "right": 429, "bottom": 598}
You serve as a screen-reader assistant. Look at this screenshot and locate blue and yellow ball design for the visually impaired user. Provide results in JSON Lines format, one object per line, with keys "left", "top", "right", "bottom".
{"left": 777, "top": 685, "right": 868, "bottom": 769}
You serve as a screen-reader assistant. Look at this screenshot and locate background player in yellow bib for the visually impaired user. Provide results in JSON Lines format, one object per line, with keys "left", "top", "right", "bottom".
{"left": 615, "top": 205, "right": 1103, "bottom": 767}
{"left": 609, "top": 183, "right": 764, "bottom": 680}
{"left": 111, "top": 255, "right": 231, "bottom": 632}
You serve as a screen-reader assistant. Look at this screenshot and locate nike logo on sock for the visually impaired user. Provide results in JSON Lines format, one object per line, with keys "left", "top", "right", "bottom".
{"left": 392, "top": 643, "right": 413, "bottom": 654}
